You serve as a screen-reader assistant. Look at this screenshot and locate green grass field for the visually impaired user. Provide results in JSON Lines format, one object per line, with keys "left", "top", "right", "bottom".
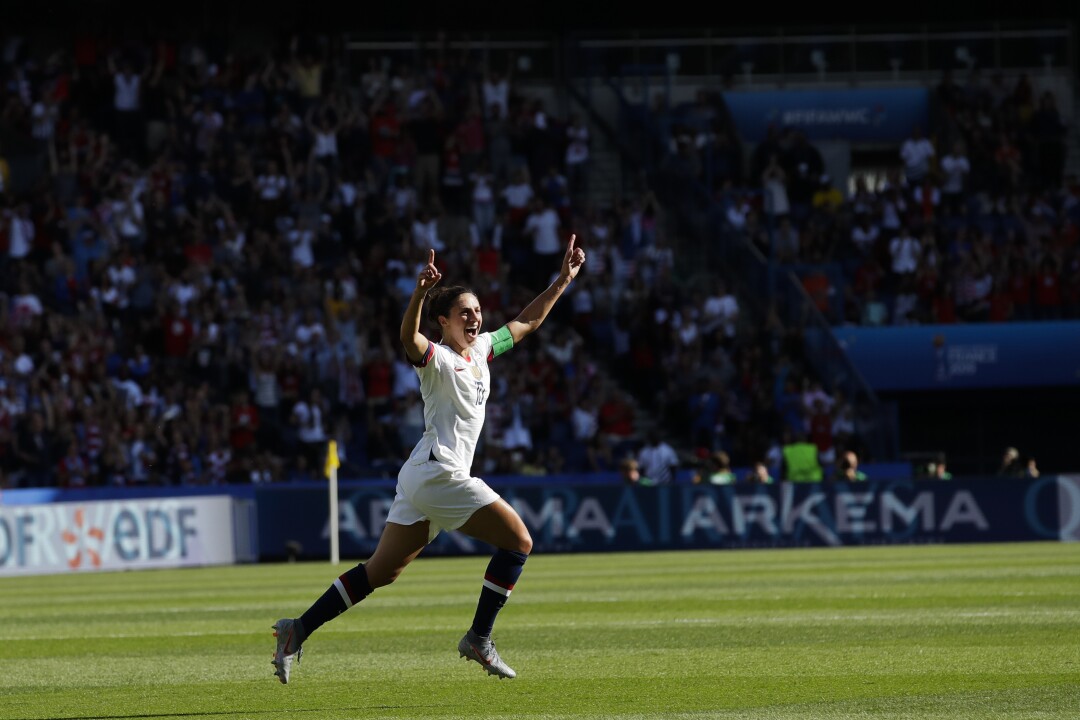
{"left": 1, "top": 542, "right": 1078, "bottom": 720}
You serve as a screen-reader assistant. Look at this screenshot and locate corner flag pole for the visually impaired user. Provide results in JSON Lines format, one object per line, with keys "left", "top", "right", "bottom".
{"left": 325, "top": 440, "right": 341, "bottom": 566}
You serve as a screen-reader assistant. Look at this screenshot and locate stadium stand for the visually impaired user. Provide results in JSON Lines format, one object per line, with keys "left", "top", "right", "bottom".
{"left": 0, "top": 24, "right": 1074, "bottom": 487}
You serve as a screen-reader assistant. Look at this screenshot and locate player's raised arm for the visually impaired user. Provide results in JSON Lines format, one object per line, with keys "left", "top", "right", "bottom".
{"left": 505, "top": 234, "right": 585, "bottom": 344}
{"left": 400, "top": 249, "right": 442, "bottom": 363}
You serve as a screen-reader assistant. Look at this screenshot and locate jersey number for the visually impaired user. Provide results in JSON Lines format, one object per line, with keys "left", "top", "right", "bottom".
{"left": 474, "top": 381, "right": 486, "bottom": 406}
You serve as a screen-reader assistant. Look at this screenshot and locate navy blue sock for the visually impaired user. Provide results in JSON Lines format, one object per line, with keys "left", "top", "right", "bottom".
{"left": 470, "top": 549, "right": 528, "bottom": 638}
{"left": 298, "top": 563, "right": 373, "bottom": 642}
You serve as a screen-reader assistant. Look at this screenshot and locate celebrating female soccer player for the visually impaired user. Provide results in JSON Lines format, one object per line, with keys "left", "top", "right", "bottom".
{"left": 273, "top": 235, "right": 585, "bottom": 683}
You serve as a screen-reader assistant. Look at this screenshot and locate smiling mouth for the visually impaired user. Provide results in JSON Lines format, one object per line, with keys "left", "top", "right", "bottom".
{"left": 465, "top": 325, "right": 479, "bottom": 340}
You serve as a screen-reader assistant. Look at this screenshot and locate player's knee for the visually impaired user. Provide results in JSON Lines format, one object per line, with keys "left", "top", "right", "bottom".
{"left": 516, "top": 530, "right": 533, "bottom": 556}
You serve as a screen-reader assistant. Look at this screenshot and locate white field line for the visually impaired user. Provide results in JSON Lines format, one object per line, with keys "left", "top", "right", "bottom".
{"left": 6, "top": 608, "right": 1080, "bottom": 641}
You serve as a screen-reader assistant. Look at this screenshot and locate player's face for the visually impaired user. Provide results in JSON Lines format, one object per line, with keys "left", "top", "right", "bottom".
{"left": 441, "top": 293, "right": 482, "bottom": 352}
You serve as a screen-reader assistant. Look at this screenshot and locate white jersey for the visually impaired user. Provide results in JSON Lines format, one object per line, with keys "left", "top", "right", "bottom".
{"left": 407, "top": 332, "right": 500, "bottom": 471}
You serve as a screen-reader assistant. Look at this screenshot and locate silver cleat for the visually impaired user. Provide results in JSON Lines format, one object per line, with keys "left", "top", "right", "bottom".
{"left": 271, "top": 618, "right": 303, "bottom": 684}
{"left": 458, "top": 629, "right": 517, "bottom": 679}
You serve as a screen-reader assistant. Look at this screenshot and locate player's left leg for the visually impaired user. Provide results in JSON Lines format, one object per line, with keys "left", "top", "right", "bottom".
{"left": 455, "top": 498, "right": 533, "bottom": 678}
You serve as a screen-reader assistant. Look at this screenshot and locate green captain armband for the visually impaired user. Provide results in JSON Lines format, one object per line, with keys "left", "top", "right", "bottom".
{"left": 490, "top": 325, "right": 514, "bottom": 359}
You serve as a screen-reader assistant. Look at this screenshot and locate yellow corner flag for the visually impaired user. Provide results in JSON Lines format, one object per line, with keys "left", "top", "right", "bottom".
{"left": 324, "top": 440, "right": 340, "bottom": 478}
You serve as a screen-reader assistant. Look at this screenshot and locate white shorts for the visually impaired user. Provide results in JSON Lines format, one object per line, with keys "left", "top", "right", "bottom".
{"left": 388, "top": 457, "right": 501, "bottom": 542}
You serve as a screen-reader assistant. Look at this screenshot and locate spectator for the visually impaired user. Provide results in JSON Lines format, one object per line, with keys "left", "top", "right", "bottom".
{"left": 831, "top": 450, "right": 867, "bottom": 482}
{"left": 939, "top": 140, "right": 970, "bottom": 215}
{"left": 702, "top": 278, "right": 739, "bottom": 341}
{"left": 620, "top": 456, "right": 655, "bottom": 486}
{"left": 705, "top": 450, "right": 736, "bottom": 485}
{"left": 292, "top": 388, "right": 329, "bottom": 479}
{"left": 745, "top": 461, "right": 774, "bottom": 484}
{"left": 636, "top": 430, "right": 679, "bottom": 485}
{"left": 481, "top": 59, "right": 513, "bottom": 121}
{"left": 106, "top": 53, "right": 150, "bottom": 161}
{"left": 781, "top": 431, "right": 822, "bottom": 482}
{"left": 926, "top": 453, "right": 953, "bottom": 480}
{"left": 812, "top": 174, "right": 844, "bottom": 214}
{"left": 782, "top": 131, "right": 823, "bottom": 221}
{"left": 997, "top": 446, "right": 1023, "bottom": 477}
{"left": 761, "top": 153, "right": 790, "bottom": 223}
{"left": 564, "top": 113, "right": 590, "bottom": 201}
{"left": 522, "top": 196, "right": 563, "bottom": 290}
{"left": 773, "top": 215, "right": 800, "bottom": 263}
{"left": 806, "top": 398, "right": 835, "bottom": 464}
{"left": 407, "top": 91, "right": 445, "bottom": 209}
{"left": 900, "top": 125, "right": 934, "bottom": 185}
{"left": 851, "top": 215, "right": 880, "bottom": 257}
{"left": 1024, "top": 457, "right": 1040, "bottom": 478}
{"left": 14, "top": 412, "right": 54, "bottom": 488}
{"left": 888, "top": 225, "right": 921, "bottom": 282}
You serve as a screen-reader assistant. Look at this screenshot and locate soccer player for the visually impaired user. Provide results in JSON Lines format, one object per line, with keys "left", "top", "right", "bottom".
{"left": 272, "top": 235, "right": 585, "bottom": 683}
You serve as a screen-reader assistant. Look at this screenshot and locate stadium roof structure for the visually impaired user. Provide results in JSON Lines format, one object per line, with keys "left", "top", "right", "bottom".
{"left": 8, "top": 0, "right": 1079, "bottom": 34}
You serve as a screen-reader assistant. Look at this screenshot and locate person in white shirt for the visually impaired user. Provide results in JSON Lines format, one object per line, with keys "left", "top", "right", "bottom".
{"left": 571, "top": 398, "right": 599, "bottom": 442}
{"left": 702, "top": 279, "right": 739, "bottom": 340}
{"left": 272, "top": 237, "right": 585, "bottom": 684}
{"left": 469, "top": 160, "right": 497, "bottom": 239}
{"left": 889, "top": 227, "right": 921, "bottom": 277}
{"left": 564, "top": 113, "right": 590, "bottom": 198}
{"left": 294, "top": 307, "right": 326, "bottom": 350}
{"left": 192, "top": 100, "right": 223, "bottom": 155}
{"left": 725, "top": 195, "right": 750, "bottom": 229}
{"left": 523, "top": 197, "right": 562, "bottom": 288}
{"left": 899, "top": 126, "right": 935, "bottom": 185}
{"left": 880, "top": 186, "right": 907, "bottom": 232}
{"left": 6, "top": 203, "right": 34, "bottom": 260}
{"left": 256, "top": 160, "right": 290, "bottom": 224}
{"left": 637, "top": 430, "right": 680, "bottom": 484}
{"left": 307, "top": 106, "right": 340, "bottom": 165}
{"left": 411, "top": 207, "right": 445, "bottom": 252}
{"left": 500, "top": 168, "right": 534, "bottom": 226}
{"left": 388, "top": 172, "right": 418, "bottom": 221}
{"left": 108, "top": 55, "right": 149, "bottom": 161}
{"left": 761, "top": 154, "right": 790, "bottom": 220}
{"left": 391, "top": 355, "right": 421, "bottom": 399}
{"left": 291, "top": 387, "right": 327, "bottom": 473}
{"left": 851, "top": 216, "right": 880, "bottom": 256}
{"left": 112, "top": 187, "right": 145, "bottom": 247}
{"left": 287, "top": 220, "right": 315, "bottom": 269}
{"left": 481, "top": 65, "right": 512, "bottom": 120}
{"left": 939, "top": 140, "right": 971, "bottom": 215}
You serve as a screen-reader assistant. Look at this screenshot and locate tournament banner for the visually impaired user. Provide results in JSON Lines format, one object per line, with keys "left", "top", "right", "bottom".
{"left": 721, "top": 87, "right": 928, "bottom": 142}
{"left": 836, "top": 322, "right": 1080, "bottom": 391}
{"left": 254, "top": 477, "right": 1074, "bottom": 560}
{"left": 0, "top": 496, "right": 237, "bottom": 576}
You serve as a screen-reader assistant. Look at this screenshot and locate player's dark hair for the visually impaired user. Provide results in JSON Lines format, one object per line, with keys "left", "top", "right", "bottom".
{"left": 426, "top": 285, "right": 475, "bottom": 330}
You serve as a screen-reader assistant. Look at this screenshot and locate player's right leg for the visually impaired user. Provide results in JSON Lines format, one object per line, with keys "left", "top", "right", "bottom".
{"left": 272, "top": 520, "right": 430, "bottom": 684}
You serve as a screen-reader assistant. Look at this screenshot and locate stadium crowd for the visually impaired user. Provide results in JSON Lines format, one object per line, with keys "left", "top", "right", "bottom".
{"left": 661, "top": 72, "right": 1079, "bottom": 327}
{"left": 1, "top": 31, "right": 788, "bottom": 488}
{"left": 6, "top": 29, "right": 1058, "bottom": 489}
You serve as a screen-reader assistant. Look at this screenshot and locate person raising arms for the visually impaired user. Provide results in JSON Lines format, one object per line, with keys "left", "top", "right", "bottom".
{"left": 272, "top": 235, "right": 585, "bottom": 683}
